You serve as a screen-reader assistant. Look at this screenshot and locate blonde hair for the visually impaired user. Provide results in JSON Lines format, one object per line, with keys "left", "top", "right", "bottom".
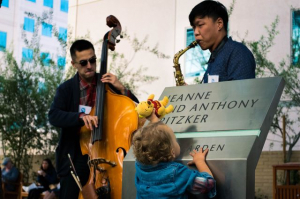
{"left": 132, "top": 122, "right": 174, "bottom": 165}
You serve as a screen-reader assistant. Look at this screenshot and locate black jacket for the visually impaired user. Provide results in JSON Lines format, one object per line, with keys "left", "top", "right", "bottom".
{"left": 48, "top": 73, "right": 139, "bottom": 176}
{"left": 37, "top": 167, "right": 58, "bottom": 189}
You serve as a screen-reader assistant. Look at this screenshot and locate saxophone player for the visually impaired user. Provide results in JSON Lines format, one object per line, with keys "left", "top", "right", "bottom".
{"left": 189, "top": 0, "right": 256, "bottom": 83}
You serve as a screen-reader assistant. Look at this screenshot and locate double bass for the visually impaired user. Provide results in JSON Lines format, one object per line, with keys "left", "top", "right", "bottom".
{"left": 78, "top": 15, "right": 138, "bottom": 199}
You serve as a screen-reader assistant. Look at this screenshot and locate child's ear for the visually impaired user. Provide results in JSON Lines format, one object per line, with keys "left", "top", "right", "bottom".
{"left": 171, "top": 148, "right": 175, "bottom": 158}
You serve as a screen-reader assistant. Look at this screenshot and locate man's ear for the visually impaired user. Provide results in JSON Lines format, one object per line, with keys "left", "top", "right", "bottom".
{"left": 216, "top": 17, "right": 224, "bottom": 31}
{"left": 71, "top": 60, "right": 76, "bottom": 69}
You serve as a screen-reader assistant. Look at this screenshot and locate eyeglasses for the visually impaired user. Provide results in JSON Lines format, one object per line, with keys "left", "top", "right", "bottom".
{"left": 74, "top": 56, "right": 97, "bottom": 67}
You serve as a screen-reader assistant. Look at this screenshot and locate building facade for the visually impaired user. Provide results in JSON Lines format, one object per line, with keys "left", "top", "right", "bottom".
{"left": 0, "top": 0, "right": 68, "bottom": 67}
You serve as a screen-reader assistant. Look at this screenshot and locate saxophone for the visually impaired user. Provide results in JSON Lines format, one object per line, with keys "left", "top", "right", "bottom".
{"left": 173, "top": 41, "right": 198, "bottom": 86}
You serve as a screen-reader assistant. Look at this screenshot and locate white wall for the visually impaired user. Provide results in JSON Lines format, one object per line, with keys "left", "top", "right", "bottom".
{"left": 68, "top": 0, "right": 299, "bottom": 95}
{"left": 68, "top": 0, "right": 177, "bottom": 99}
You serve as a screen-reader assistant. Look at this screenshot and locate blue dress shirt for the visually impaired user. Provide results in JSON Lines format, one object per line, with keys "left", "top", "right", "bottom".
{"left": 203, "top": 36, "right": 256, "bottom": 83}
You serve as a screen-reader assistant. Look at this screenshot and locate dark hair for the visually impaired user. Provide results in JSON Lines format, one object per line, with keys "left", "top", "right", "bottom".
{"left": 70, "top": 39, "right": 95, "bottom": 60}
{"left": 189, "top": 0, "right": 228, "bottom": 32}
{"left": 40, "top": 158, "right": 55, "bottom": 172}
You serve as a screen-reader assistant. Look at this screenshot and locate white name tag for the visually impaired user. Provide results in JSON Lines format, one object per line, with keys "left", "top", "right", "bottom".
{"left": 208, "top": 75, "right": 219, "bottom": 83}
{"left": 79, "top": 105, "right": 92, "bottom": 114}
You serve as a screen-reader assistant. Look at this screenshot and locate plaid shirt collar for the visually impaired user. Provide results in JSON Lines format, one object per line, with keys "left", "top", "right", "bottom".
{"left": 79, "top": 75, "right": 97, "bottom": 90}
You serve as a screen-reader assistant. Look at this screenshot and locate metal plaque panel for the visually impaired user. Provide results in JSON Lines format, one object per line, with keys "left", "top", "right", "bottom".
{"left": 122, "top": 77, "right": 285, "bottom": 199}
{"left": 159, "top": 77, "right": 284, "bottom": 133}
{"left": 123, "top": 135, "right": 258, "bottom": 199}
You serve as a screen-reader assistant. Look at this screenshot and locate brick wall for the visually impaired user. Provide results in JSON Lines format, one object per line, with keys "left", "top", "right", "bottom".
{"left": 255, "top": 151, "right": 300, "bottom": 198}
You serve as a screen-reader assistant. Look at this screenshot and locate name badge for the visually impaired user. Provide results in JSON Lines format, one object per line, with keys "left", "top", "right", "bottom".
{"left": 208, "top": 75, "right": 219, "bottom": 83}
{"left": 79, "top": 105, "right": 92, "bottom": 114}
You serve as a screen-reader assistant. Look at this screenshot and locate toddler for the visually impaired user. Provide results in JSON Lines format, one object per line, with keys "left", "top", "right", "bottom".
{"left": 132, "top": 119, "right": 216, "bottom": 198}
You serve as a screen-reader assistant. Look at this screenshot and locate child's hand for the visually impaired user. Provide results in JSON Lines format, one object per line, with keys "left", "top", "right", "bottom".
{"left": 187, "top": 148, "right": 208, "bottom": 166}
{"left": 147, "top": 109, "right": 160, "bottom": 123}
{"left": 187, "top": 148, "right": 213, "bottom": 176}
